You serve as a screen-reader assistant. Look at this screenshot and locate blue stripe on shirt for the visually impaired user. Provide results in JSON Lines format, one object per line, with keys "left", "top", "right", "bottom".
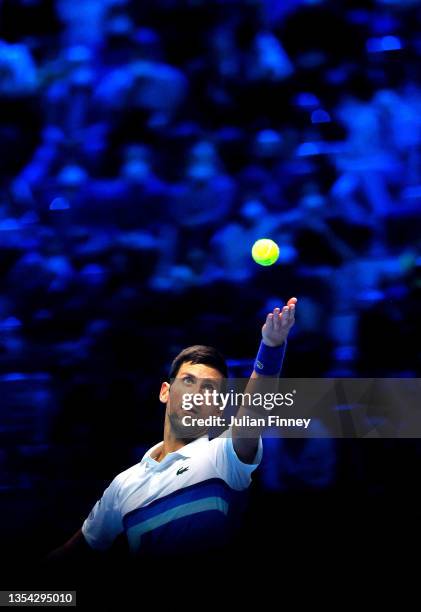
{"left": 122, "top": 478, "right": 236, "bottom": 529}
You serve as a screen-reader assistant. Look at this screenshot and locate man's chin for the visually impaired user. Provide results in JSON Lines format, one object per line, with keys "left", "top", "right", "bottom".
{"left": 169, "top": 415, "right": 209, "bottom": 440}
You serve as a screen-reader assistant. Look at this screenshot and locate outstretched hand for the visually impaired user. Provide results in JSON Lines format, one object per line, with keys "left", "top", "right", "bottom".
{"left": 261, "top": 297, "right": 297, "bottom": 347}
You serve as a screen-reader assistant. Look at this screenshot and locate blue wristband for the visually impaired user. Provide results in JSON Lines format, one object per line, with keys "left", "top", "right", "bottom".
{"left": 254, "top": 340, "right": 287, "bottom": 376}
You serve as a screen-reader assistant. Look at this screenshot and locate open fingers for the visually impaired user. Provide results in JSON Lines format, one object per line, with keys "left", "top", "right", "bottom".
{"left": 281, "top": 299, "right": 296, "bottom": 328}
{"left": 287, "top": 306, "right": 295, "bottom": 327}
{"left": 272, "top": 307, "right": 281, "bottom": 331}
{"left": 280, "top": 305, "right": 290, "bottom": 328}
{"left": 266, "top": 299, "right": 297, "bottom": 332}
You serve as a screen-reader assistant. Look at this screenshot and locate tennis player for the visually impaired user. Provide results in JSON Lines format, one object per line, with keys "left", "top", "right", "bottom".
{"left": 48, "top": 297, "right": 296, "bottom": 560}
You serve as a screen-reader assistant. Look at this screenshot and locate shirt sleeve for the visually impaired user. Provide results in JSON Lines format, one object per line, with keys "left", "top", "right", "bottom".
{"left": 81, "top": 475, "right": 124, "bottom": 551}
{"left": 208, "top": 428, "right": 263, "bottom": 491}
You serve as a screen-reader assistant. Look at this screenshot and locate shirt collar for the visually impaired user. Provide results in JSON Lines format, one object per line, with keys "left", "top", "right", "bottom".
{"left": 141, "top": 435, "right": 209, "bottom": 463}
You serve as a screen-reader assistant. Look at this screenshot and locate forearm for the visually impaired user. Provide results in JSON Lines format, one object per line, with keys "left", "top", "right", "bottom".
{"left": 232, "top": 343, "right": 287, "bottom": 463}
{"left": 232, "top": 300, "right": 296, "bottom": 463}
{"left": 46, "top": 529, "right": 95, "bottom": 563}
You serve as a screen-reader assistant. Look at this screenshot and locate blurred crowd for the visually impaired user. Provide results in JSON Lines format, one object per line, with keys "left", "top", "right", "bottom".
{"left": 0, "top": 0, "right": 421, "bottom": 546}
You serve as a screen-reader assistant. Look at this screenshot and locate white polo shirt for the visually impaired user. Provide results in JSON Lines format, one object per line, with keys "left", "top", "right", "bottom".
{"left": 82, "top": 430, "right": 262, "bottom": 555}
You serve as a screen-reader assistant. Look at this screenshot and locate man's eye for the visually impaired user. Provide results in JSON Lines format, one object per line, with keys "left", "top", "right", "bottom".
{"left": 183, "top": 376, "right": 194, "bottom": 384}
{"left": 203, "top": 384, "right": 216, "bottom": 392}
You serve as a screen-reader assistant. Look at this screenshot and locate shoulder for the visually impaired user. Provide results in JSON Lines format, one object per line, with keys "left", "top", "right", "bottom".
{"left": 206, "top": 429, "right": 263, "bottom": 491}
{"left": 110, "top": 462, "right": 143, "bottom": 493}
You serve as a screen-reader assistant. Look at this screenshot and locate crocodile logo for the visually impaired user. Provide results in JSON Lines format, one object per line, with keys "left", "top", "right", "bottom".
{"left": 176, "top": 466, "right": 189, "bottom": 476}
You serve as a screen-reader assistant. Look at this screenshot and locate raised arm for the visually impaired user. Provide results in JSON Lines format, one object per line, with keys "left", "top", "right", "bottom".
{"left": 232, "top": 297, "right": 297, "bottom": 463}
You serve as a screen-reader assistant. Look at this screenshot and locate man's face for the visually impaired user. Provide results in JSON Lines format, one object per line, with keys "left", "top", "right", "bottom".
{"left": 159, "top": 361, "right": 224, "bottom": 439}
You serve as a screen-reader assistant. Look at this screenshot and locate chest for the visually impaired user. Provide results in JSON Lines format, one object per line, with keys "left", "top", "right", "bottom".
{"left": 119, "top": 455, "right": 218, "bottom": 518}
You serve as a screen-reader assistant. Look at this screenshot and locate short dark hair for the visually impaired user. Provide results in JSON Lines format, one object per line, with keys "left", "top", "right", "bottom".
{"left": 168, "top": 345, "right": 228, "bottom": 380}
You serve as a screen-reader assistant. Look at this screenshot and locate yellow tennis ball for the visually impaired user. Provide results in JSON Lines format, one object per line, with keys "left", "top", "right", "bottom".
{"left": 251, "top": 238, "right": 280, "bottom": 266}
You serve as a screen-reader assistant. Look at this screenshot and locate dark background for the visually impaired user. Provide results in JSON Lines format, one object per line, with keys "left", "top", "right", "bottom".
{"left": 0, "top": 0, "right": 420, "bottom": 598}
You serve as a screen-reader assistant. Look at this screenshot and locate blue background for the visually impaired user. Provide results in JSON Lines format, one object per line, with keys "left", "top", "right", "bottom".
{"left": 0, "top": 0, "right": 420, "bottom": 576}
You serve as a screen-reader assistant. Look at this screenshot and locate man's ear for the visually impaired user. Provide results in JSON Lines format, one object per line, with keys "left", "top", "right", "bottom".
{"left": 159, "top": 381, "right": 170, "bottom": 404}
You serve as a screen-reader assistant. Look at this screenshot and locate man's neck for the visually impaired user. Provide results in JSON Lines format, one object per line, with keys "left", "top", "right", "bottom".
{"left": 154, "top": 417, "right": 188, "bottom": 463}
